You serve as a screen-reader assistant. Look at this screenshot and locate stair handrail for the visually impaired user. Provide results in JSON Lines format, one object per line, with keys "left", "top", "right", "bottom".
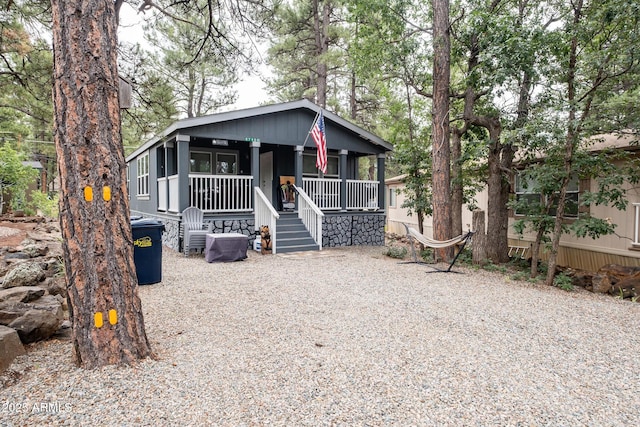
{"left": 254, "top": 187, "right": 280, "bottom": 254}
{"left": 293, "top": 185, "right": 324, "bottom": 250}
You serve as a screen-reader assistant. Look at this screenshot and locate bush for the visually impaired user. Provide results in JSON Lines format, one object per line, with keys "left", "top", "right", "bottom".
{"left": 28, "top": 191, "right": 59, "bottom": 218}
{"left": 553, "top": 273, "right": 574, "bottom": 291}
{"left": 384, "top": 245, "right": 408, "bottom": 259}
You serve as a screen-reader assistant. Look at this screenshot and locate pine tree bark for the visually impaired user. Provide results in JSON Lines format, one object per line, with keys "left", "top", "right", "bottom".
{"left": 451, "top": 129, "right": 463, "bottom": 237}
{"left": 432, "top": 0, "right": 453, "bottom": 260}
{"left": 313, "top": 0, "right": 330, "bottom": 108}
{"left": 51, "top": 0, "right": 152, "bottom": 368}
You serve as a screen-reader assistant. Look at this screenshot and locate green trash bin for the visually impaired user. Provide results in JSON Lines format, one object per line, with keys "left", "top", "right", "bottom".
{"left": 131, "top": 218, "right": 165, "bottom": 285}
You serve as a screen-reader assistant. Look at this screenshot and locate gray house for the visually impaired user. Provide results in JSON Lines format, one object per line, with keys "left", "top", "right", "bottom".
{"left": 125, "top": 99, "right": 392, "bottom": 254}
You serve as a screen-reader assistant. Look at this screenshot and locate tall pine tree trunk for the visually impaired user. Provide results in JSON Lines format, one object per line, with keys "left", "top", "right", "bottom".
{"left": 451, "top": 129, "right": 463, "bottom": 237}
{"left": 432, "top": 0, "right": 453, "bottom": 260}
{"left": 313, "top": 0, "right": 330, "bottom": 108}
{"left": 51, "top": 0, "right": 152, "bottom": 368}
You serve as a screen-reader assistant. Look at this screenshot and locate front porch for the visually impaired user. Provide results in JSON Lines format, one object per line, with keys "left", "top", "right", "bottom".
{"left": 156, "top": 175, "right": 382, "bottom": 214}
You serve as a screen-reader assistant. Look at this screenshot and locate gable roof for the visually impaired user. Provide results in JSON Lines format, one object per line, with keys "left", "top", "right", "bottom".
{"left": 127, "top": 99, "right": 392, "bottom": 160}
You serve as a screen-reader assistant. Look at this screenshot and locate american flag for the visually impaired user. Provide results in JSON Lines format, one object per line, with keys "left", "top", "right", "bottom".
{"left": 311, "top": 111, "right": 327, "bottom": 173}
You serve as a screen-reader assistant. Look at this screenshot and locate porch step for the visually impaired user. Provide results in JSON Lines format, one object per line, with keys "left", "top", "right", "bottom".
{"left": 276, "top": 212, "right": 320, "bottom": 254}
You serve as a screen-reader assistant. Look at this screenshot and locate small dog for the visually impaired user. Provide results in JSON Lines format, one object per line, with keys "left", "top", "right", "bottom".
{"left": 260, "top": 225, "right": 272, "bottom": 254}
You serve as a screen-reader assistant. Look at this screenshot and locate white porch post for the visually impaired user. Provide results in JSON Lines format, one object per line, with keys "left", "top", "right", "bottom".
{"left": 377, "top": 153, "right": 386, "bottom": 211}
{"left": 339, "top": 149, "right": 348, "bottom": 211}
{"left": 163, "top": 140, "right": 173, "bottom": 211}
{"left": 251, "top": 140, "right": 260, "bottom": 209}
{"left": 176, "top": 133, "right": 191, "bottom": 213}
{"left": 295, "top": 145, "right": 304, "bottom": 210}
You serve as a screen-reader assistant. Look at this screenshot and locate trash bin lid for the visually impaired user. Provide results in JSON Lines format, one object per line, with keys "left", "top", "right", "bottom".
{"left": 131, "top": 218, "right": 165, "bottom": 231}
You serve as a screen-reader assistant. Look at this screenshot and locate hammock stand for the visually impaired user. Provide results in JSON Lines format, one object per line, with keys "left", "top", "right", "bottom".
{"left": 401, "top": 223, "right": 474, "bottom": 273}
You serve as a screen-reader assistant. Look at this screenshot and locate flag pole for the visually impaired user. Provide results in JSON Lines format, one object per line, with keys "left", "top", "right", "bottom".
{"left": 301, "top": 110, "right": 321, "bottom": 149}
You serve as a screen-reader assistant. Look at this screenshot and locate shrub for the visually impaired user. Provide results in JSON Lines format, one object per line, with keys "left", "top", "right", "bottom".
{"left": 553, "top": 273, "right": 574, "bottom": 291}
{"left": 384, "top": 245, "right": 408, "bottom": 259}
{"left": 28, "top": 191, "right": 59, "bottom": 218}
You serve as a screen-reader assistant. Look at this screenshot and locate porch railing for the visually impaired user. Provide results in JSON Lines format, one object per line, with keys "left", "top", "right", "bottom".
{"left": 168, "top": 175, "right": 179, "bottom": 212}
{"left": 157, "top": 177, "right": 167, "bottom": 211}
{"left": 254, "top": 187, "right": 279, "bottom": 254}
{"left": 634, "top": 203, "right": 640, "bottom": 247}
{"left": 189, "top": 174, "right": 253, "bottom": 213}
{"left": 157, "top": 175, "right": 179, "bottom": 212}
{"left": 302, "top": 178, "right": 341, "bottom": 210}
{"left": 347, "top": 179, "right": 379, "bottom": 210}
{"left": 295, "top": 185, "right": 324, "bottom": 249}
{"left": 301, "top": 177, "right": 380, "bottom": 211}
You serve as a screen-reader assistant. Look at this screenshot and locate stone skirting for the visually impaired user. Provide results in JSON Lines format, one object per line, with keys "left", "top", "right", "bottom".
{"left": 133, "top": 211, "right": 385, "bottom": 252}
{"left": 323, "top": 213, "right": 385, "bottom": 248}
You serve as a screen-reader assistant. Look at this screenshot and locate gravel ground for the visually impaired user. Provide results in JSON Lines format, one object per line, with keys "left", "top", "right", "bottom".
{"left": 1, "top": 246, "right": 639, "bottom": 426}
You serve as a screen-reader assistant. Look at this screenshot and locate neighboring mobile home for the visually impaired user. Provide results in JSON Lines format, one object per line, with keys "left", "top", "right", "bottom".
{"left": 126, "top": 99, "right": 392, "bottom": 254}
{"left": 385, "top": 134, "right": 640, "bottom": 272}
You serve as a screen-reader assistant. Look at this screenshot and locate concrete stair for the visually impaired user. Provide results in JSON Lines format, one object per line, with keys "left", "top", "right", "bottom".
{"left": 276, "top": 212, "right": 320, "bottom": 254}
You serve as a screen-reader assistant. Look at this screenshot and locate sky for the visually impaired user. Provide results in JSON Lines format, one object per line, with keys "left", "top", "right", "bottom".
{"left": 117, "top": 3, "right": 270, "bottom": 112}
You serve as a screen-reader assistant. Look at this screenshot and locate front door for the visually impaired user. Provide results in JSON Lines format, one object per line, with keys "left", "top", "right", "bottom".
{"left": 259, "top": 151, "right": 273, "bottom": 205}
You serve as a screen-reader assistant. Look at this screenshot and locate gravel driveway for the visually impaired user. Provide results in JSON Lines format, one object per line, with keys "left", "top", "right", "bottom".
{"left": 1, "top": 246, "right": 639, "bottom": 426}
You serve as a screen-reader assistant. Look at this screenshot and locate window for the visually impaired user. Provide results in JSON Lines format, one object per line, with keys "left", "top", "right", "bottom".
{"left": 190, "top": 151, "right": 211, "bottom": 174}
{"left": 303, "top": 153, "right": 339, "bottom": 177}
{"left": 216, "top": 153, "right": 237, "bottom": 174}
{"left": 515, "top": 173, "right": 579, "bottom": 217}
{"left": 136, "top": 153, "right": 149, "bottom": 197}
{"left": 190, "top": 151, "right": 238, "bottom": 174}
{"left": 389, "top": 188, "right": 397, "bottom": 208}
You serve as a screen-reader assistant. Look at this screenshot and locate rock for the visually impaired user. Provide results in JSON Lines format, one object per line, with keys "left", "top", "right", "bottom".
{"left": 597, "top": 264, "right": 640, "bottom": 283}
{"left": 0, "top": 286, "right": 45, "bottom": 303}
{"left": 22, "top": 243, "right": 49, "bottom": 258}
{"left": 571, "top": 271, "right": 593, "bottom": 289}
{"left": 0, "top": 325, "right": 25, "bottom": 372}
{"left": 3, "top": 252, "right": 30, "bottom": 261}
{"left": 0, "top": 294, "right": 64, "bottom": 343}
{"left": 592, "top": 264, "right": 640, "bottom": 299}
{"left": 42, "top": 257, "right": 64, "bottom": 278}
{"left": 41, "top": 277, "right": 67, "bottom": 299}
{"left": 591, "top": 274, "right": 612, "bottom": 294}
{"left": 609, "top": 276, "right": 640, "bottom": 299}
{"left": 1, "top": 262, "right": 46, "bottom": 288}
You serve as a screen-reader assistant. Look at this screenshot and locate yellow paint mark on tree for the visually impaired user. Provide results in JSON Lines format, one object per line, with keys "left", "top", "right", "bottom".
{"left": 103, "top": 186, "right": 111, "bottom": 201}
{"left": 94, "top": 312, "right": 104, "bottom": 328}
{"left": 84, "top": 186, "right": 93, "bottom": 202}
{"left": 108, "top": 309, "right": 118, "bottom": 325}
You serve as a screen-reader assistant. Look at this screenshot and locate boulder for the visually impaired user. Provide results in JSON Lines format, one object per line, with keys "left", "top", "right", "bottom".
{"left": 569, "top": 270, "right": 593, "bottom": 289}
{"left": 0, "top": 294, "right": 64, "bottom": 343}
{"left": 597, "top": 264, "right": 640, "bottom": 283}
{"left": 591, "top": 274, "right": 613, "bottom": 294}
{"left": 593, "top": 264, "right": 640, "bottom": 299}
{"left": 609, "top": 276, "right": 640, "bottom": 299}
{"left": 40, "top": 277, "right": 67, "bottom": 299}
{"left": 3, "top": 252, "right": 30, "bottom": 261}
{"left": 22, "top": 243, "right": 49, "bottom": 258}
{"left": 0, "top": 286, "right": 45, "bottom": 303}
{"left": 0, "top": 325, "right": 25, "bottom": 372}
{"left": 1, "top": 262, "right": 46, "bottom": 288}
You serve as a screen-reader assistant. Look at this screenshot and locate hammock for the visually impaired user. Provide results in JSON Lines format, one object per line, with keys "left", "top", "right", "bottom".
{"left": 402, "top": 223, "right": 474, "bottom": 273}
